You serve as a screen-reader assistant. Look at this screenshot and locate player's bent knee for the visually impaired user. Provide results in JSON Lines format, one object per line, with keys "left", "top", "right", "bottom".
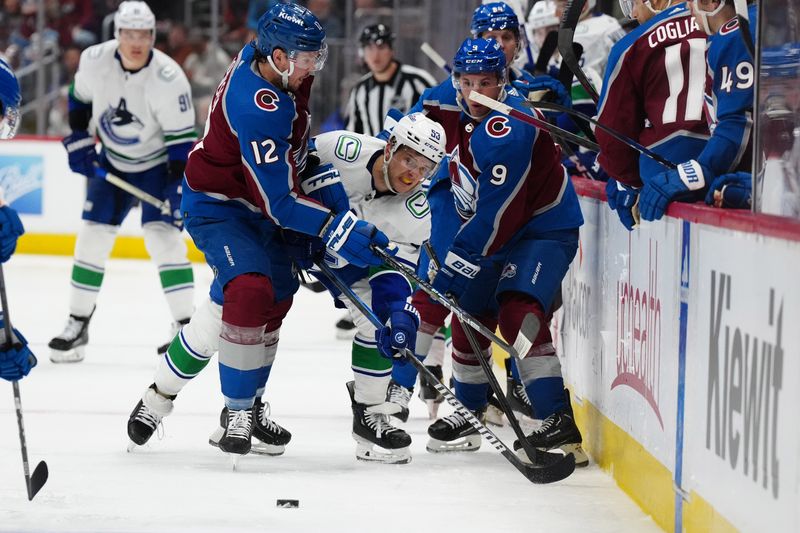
{"left": 222, "top": 273, "right": 274, "bottom": 328}
{"left": 74, "top": 222, "right": 118, "bottom": 264}
{"left": 143, "top": 221, "right": 187, "bottom": 264}
{"left": 180, "top": 298, "right": 222, "bottom": 357}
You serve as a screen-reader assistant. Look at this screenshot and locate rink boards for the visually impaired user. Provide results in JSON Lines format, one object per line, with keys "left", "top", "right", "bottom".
{"left": 559, "top": 178, "right": 800, "bottom": 533}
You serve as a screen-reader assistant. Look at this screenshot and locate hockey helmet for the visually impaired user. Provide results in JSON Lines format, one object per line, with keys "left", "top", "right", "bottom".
{"left": 0, "top": 59, "right": 20, "bottom": 139}
{"left": 359, "top": 24, "right": 394, "bottom": 47}
{"left": 471, "top": 2, "right": 521, "bottom": 38}
{"left": 528, "top": 0, "right": 559, "bottom": 30}
{"left": 255, "top": 3, "right": 327, "bottom": 65}
{"left": 114, "top": 1, "right": 156, "bottom": 42}
{"left": 390, "top": 113, "right": 446, "bottom": 167}
{"left": 452, "top": 37, "right": 507, "bottom": 79}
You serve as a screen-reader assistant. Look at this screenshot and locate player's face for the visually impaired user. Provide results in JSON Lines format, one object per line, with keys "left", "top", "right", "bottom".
{"left": 458, "top": 73, "right": 503, "bottom": 118}
{"left": 287, "top": 48, "right": 327, "bottom": 90}
{"left": 387, "top": 145, "right": 436, "bottom": 193}
{"left": 363, "top": 43, "right": 394, "bottom": 74}
{"left": 630, "top": 0, "right": 660, "bottom": 24}
{"left": 117, "top": 29, "right": 153, "bottom": 70}
{"left": 482, "top": 29, "right": 519, "bottom": 66}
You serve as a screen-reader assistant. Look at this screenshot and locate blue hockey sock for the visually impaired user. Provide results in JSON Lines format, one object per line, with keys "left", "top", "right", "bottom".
{"left": 508, "top": 357, "right": 521, "bottom": 381}
{"left": 391, "top": 354, "right": 422, "bottom": 388}
{"left": 454, "top": 379, "right": 489, "bottom": 412}
{"left": 525, "top": 376, "right": 566, "bottom": 419}
{"left": 255, "top": 364, "right": 273, "bottom": 398}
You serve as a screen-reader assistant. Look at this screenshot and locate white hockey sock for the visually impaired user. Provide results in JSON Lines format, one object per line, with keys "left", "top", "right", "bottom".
{"left": 69, "top": 222, "right": 118, "bottom": 317}
{"left": 143, "top": 222, "right": 194, "bottom": 321}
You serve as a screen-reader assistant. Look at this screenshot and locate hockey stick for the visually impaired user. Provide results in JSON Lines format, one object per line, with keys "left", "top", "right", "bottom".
{"left": 733, "top": 0, "right": 755, "bottom": 58}
{"left": 521, "top": 100, "right": 679, "bottom": 169}
{"left": 0, "top": 265, "right": 49, "bottom": 501}
{"left": 533, "top": 30, "right": 559, "bottom": 76}
{"left": 468, "top": 91, "right": 600, "bottom": 151}
{"left": 371, "top": 245, "right": 536, "bottom": 360}
{"left": 558, "top": 0, "right": 600, "bottom": 103}
{"left": 317, "top": 262, "right": 575, "bottom": 484}
{"left": 420, "top": 42, "right": 451, "bottom": 74}
{"left": 96, "top": 168, "right": 172, "bottom": 216}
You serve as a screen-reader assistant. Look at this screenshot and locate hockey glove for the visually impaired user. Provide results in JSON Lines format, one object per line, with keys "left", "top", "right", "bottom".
{"left": 0, "top": 206, "right": 25, "bottom": 263}
{"left": 705, "top": 172, "right": 752, "bottom": 209}
{"left": 0, "top": 321, "right": 37, "bottom": 381}
{"left": 322, "top": 211, "right": 395, "bottom": 268}
{"left": 301, "top": 162, "right": 350, "bottom": 214}
{"left": 282, "top": 229, "right": 325, "bottom": 270}
{"left": 513, "top": 75, "right": 572, "bottom": 112}
{"left": 431, "top": 247, "right": 480, "bottom": 300}
{"left": 605, "top": 179, "right": 640, "bottom": 231}
{"left": 376, "top": 302, "right": 420, "bottom": 361}
{"left": 639, "top": 160, "right": 709, "bottom": 221}
{"left": 62, "top": 130, "right": 98, "bottom": 178}
{"left": 161, "top": 176, "right": 183, "bottom": 229}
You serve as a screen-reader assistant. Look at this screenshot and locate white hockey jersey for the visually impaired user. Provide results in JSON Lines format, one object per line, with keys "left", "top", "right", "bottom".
{"left": 571, "top": 14, "right": 625, "bottom": 78}
{"left": 72, "top": 40, "right": 197, "bottom": 173}
{"left": 312, "top": 131, "right": 431, "bottom": 266}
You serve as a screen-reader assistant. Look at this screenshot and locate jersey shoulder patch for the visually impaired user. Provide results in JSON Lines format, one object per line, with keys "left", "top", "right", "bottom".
{"left": 719, "top": 17, "right": 740, "bottom": 36}
{"left": 333, "top": 133, "right": 363, "bottom": 162}
{"left": 253, "top": 88, "right": 281, "bottom": 112}
{"left": 158, "top": 64, "right": 179, "bottom": 82}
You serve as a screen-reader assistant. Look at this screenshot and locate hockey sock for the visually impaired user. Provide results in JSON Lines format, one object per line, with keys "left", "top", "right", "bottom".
{"left": 143, "top": 222, "right": 194, "bottom": 321}
{"left": 154, "top": 298, "right": 222, "bottom": 397}
{"left": 352, "top": 334, "right": 392, "bottom": 405}
{"left": 391, "top": 354, "right": 423, "bottom": 388}
{"left": 507, "top": 356, "right": 521, "bottom": 381}
{"left": 423, "top": 324, "right": 450, "bottom": 367}
{"left": 255, "top": 327, "right": 280, "bottom": 397}
{"left": 523, "top": 375, "right": 566, "bottom": 418}
{"left": 453, "top": 379, "right": 490, "bottom": 412}
{"left": 69, "top": 222, "right": 118, "bottom": 316}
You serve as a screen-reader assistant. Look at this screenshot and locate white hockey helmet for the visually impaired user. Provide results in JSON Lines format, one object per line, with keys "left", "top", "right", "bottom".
{"left": 390, "top": 113, "right": 446, "bottom": 166}
{"left": 114, "top": 1, "right": 156, "bottom": 41}
{"left": 527, "top": 0, "right": 559, "bottom": 30}
{"left": 383, "top": 113, "right": 446, "bottom": 193}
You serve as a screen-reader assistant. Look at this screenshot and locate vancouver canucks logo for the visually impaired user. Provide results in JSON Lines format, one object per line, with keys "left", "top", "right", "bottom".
{"left": 448, "top": 146, "right": 477, "bottom": 221}
{"left": 99, "top": 98, "right": 144, "bottom": 145}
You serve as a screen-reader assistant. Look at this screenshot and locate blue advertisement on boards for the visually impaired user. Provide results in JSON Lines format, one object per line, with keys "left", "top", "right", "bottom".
{"left": 0, "top": 154, "right": 44, "bottom": 214}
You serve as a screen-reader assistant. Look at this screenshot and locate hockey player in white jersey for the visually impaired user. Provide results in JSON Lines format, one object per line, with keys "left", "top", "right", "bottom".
{"left": 50, "top": 1, "right": 197, "bottom": 363}
{"left": 126, "top": 113, "right": 445, "bottom": 464}
{"left": 310, "top": 112, "right": 445, "bottom": 463}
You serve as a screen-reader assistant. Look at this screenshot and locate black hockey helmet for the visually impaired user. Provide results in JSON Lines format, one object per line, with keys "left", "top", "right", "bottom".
{"left": 359, "top": 24, "right": 394, "bottom": 47}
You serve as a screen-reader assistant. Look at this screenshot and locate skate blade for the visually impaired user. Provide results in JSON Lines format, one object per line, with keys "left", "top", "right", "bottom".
{"left": 425, "top": 433, "right": 482, "bottom": 453}
{"left": 230, "top": 453, "right": 241, "bottom": 471}
{"left": 208, "top": 426, "right": 224, "bottom": 448}
{"left": 424, "top": 398, "right": 443, "bottom": 420}
{"left": 250, "top": 442, "right": 286, "bottom": 456}
{"left": 126, "top": 440, "right": 140, "bottom": 452}
{"left": 353, "top": 434, "right": 411, "bottom": 464}
{"left": 49, "top": 346, "right": 86, "bottom": 364}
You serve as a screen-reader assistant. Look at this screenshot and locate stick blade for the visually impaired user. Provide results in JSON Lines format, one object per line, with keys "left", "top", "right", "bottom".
{"left": 523, "top": 450, "right": 576, "bottom": 484}
{"left": 27, "top": 461, "right": 48, "bottom": 501}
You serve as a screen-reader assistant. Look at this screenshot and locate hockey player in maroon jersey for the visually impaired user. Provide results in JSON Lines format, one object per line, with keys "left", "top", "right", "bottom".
{"left": 598, "top": 0, "right": 710, "bottom": 229}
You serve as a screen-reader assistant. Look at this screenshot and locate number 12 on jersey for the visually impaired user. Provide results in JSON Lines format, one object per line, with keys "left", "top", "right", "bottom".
{"left": 250, "top": 139, "right": 279, "bottom": 164}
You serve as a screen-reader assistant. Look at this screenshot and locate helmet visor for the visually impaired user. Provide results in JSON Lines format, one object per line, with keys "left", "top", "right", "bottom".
{"left": 619, "top": 0, "right": 635, "bottom": 17}
{"left": 289, "top": 43, "right": 328, "bottom": 73}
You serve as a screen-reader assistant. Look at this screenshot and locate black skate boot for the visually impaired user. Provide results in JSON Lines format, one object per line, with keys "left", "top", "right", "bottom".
{"left": 49, "top": 309, "right": 94, "bottom": 363}
{"left": 505, "top": 357, "right": 535, "bottom": 419}
{"left": 427, "top": 407, "right": 485, "bottom": 453}
{"left": 335, "top": 314, "right": 356, "bottom": 340}
{"left": 513, "top": 398, "right": 589, "bottom": 467}
{"left": 385, "top": 379, "right": 412, "bottom": 422}
{"left": 251, "top": 398, "right": 292, "bottom": 455}
{"left": 417, "top": 364, "right": 444, "bottom": 419}
{"left": 218, "top": 407, "right": 254, "bottom": 457}
{"left": 347, "top": 381, "right": 411, "bottom": 464}
{"left": 127, "top": 384, "right": 175, "bottom": 450}
{"left": 157, "top": 318, "right": 191, "bottom": 355}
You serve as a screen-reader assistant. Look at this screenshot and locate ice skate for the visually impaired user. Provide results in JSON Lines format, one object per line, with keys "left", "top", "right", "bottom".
{"left": 426, "top": 407, "right": 485, "bottom": 453}
{"left": 513, "top": 407, "right": 589, "bottom": 467}
{"left": 347, "top": 381, "right": 411, "bottom": 464}
{"left": 49, "top": 311, "right": 93, "bottom": 363}
{"left": 484, "top": 391, "right": 505, "bottom": 427}
{"left": 211, "top": 399, "right": 292, "bottom": 456}
{"left": 506, "top": 375, "right": 535, "bottom": 419}
{"left": 384, "top": 379, "right": 412, "bottom": 422}
{"left": 156, "top": 318, "right": 190, "bottom": 355}
{"left": 216, "top": 407, "right": 254, "bottom": 461}
{"left": 127, "top": 384, "right": 175, "bottom": 451}
{"left": 417, "top": 364, "right": 444, "bottom": 419}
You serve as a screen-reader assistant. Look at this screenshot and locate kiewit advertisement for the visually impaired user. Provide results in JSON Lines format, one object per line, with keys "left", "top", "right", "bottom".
{"left": 683, "top": 226, "right": 800, "bottom": 531}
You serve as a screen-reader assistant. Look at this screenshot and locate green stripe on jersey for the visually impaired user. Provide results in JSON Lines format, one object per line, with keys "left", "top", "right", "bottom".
{"left": 166, "top": 337, "right": 210, "bottom": 376}
{"left": 164, "top": 130, "right": 197, "bottom": 144}
{"left": 71, "top": 263, "right": 104, "bottom": 288}
{"left": 159, "top": 267, "right": 194, "bottom": 289}
{"left": 352, "top": 343, "right": 392, "bottom": 372}
{"left": 104, "top": 144, "right": 167, "bottom": 163}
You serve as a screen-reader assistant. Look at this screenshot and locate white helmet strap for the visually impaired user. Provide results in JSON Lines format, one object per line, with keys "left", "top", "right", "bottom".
{"left": 693, "top": 0, "right": 728, "bottom": 34}
{"left": 267, "top": 53, "right": 295, "bottom": 90}
{"left": 382, "top": 140, "right": 400, "bottom": 195}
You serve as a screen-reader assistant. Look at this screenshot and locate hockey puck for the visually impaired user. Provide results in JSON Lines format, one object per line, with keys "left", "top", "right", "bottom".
{"left": 276, "top": 499, "right": 299, "bottom": 508}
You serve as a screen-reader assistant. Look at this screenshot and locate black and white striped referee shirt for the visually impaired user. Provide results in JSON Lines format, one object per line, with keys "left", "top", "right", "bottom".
{"left": 345, "top": 61, "right": 437, "bottom": 136}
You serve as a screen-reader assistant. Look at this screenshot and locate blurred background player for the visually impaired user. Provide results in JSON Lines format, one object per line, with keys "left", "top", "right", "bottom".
{"left": 49, "top": 1, "right": 197, "bottom": 363}
{"left": 310, "top": 112, "right": 446, "bottom": 463}
{"left": 637, "top": 0, "right": 756, "bottom": 220}
{"left": 129, "top": 3, "right": 394, "bottom": 458}
{"left": 599, "top": 0, "right": 710, "bottom": 230}
{"left": 0, "top": 58, "right": 37, "bottom": 383}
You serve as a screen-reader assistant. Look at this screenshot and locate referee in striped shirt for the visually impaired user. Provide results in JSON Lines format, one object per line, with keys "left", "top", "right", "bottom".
{"left": 345, "top": 24, "right": 436, "bottom": 136}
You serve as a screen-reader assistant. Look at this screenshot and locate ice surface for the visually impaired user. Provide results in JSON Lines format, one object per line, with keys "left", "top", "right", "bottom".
{"left": 0, "top": 255, "right": 660, "bottom": 533}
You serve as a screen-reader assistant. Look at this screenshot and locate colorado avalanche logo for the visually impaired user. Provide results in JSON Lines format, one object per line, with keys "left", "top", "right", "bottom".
{"left": 99, "top": 98, "right": 144, "bottom": 146}
{"left": 719, "top": 18, "right": 740, "bottom": 36}
{"left": 254, "top": 88, "right": 279, "bottom": 112}
{"left": 485, "top": 116, "right": 511, "bottom": 138}
{"left": 448, "top": 146, "right": 477, "bottom": 220}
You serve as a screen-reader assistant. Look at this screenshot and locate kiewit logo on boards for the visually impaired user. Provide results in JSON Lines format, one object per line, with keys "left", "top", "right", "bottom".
{"left": 611, "top": 239, "right": 663, "bottom": 428}
{"left": 706, "top": 271, "right": 783, "bottom": 499}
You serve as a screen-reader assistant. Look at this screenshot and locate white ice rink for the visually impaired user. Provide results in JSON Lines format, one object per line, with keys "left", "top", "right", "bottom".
{"left": 0, "top": 255, "right": 659, "bottom": 533}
